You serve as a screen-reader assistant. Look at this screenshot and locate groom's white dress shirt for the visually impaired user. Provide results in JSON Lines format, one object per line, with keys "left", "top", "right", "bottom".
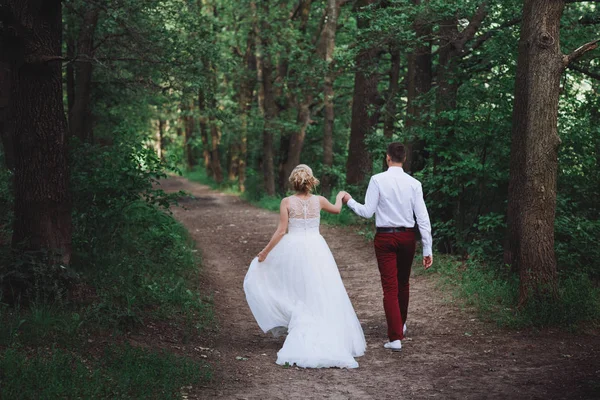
{"left": 347, "top": 166, "right": 433, "bottom": 256}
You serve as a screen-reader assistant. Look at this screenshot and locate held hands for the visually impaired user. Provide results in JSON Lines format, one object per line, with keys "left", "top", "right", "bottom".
{"left": 337, "top": 191, "right": 352, "bottom": 204}
{"left": 423, "top": 255, "right": 433, "bottom": 270}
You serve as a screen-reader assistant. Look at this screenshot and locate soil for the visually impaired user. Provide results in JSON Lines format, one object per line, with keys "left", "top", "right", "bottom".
{"left": 159, "top": 176, "right": 600, "bottom": 400}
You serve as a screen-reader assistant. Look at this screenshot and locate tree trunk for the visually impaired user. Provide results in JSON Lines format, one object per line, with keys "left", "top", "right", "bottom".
{"left": 184, "top": 100, "right": 198, "bottom": 171}
{"left": 507, "top": 0, "right": 565, "bottom": 305}
{"left": 209, "top": 116, "right": 224, "bottom": 183}
{"left": 197, "top": 90, "right": 212, "bottom": 174}
{"left": 2, "top": 0, "right": 72, "bottom": 263}
{"left": 382, "top": 49, "right": 401, "bottom": 171}
{"left": 227, "top": 142, "right": 240, "bottom": 181}
{"left": 237, "top": 35, "right": 256, "bottom": 193}
{"left": 434, "top": 18, "right": 460, "bottom": 253}
{"left": 281, "top": 102, "right": 312, "bottom": 190}
{"left": 346, "top": 0, "right": 380, "bottom": 186}
{"left": 319, "top": 0, "right": 342, "bottom": 196}
{"left": 157, "top": 119, "right": 165, "bottom": 161}
{"left": 405, "top": 0, "right": 432, "bottom": 174}
{"left": 69, "top": 8, "right": 100, "bottom": 143}
{"left": 0, "top": 62, "right": 14, "bottom": 170}
{"left": 255, "top": 4, "right": 277, "bottom": 197}
{"left": 66, "top": 37, "right": 75, "bottom": 114}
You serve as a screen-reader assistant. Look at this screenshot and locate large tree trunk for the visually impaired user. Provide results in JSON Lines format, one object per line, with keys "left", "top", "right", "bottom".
{"left": 2, "top": 0, "right": 72, "bottom": 263}
{"left": 319, "top": 0, "right": 342, "bottom": 196}
{"left": 69, "top": 8, "right": 100, "bottom": 143}
{"left": 507, "top": 0, "right": 565, "bottom": 305}
{"left": 66, "top": 37, "right": 75, "bottom": 114}
{"left": 404, "top": 0, "right": 432, "bottom": 174}
{"left": 0, "top": 62, "right": 14, "bottom": 170}
{"left": 346, "top": 0, "right": 380, "bottom": 186}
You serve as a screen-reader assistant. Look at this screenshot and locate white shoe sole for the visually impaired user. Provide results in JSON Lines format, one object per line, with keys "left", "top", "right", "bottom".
{"left": 384, "top": 343, "right": 402, "bottom": 352}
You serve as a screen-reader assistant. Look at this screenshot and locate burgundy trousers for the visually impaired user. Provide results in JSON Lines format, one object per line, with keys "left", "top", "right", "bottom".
{"left": 374, "top": 231, "right": 416, "bottom": 341}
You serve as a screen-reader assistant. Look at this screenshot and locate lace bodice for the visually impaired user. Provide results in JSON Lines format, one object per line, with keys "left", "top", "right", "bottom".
{"left": 288, "top": 195, "right": 320, "bottom": 233}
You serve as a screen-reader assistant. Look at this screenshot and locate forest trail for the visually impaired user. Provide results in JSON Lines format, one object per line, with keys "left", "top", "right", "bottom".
{"left": 161, "top": 176, "right": 599, "bottom": 400}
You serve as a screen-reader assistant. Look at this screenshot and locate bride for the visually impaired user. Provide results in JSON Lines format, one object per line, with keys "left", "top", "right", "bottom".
{"left": 244, "top": 164, "right": 366, "bottom": 369}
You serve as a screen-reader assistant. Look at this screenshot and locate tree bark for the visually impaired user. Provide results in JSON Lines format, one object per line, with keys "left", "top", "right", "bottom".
{"left": 507, "top": 0, "right": 565, "bottom": 305}
{"left": 346, "top": 0, "right": 380, "bottom": 186}
{"left": 209, "top": 115, "right": 224, "bottom": 183}
{"left": 69, "top": 8, "right": 100, "bottom": 143}
{"left": 184, "top": 99, "right": 198, "bottom": 171}
{"left": 2, "top": 0, "right": 72, "bottom": 263}
{"left": 197, "top": 90, "right": 212, "bottom": 174}
{"left": 382, "top": 49, "right": 401, "bottom": 171}
{"left": 66, "top": 37, "right": 75, "bottom": 114}
{"left": 405, "top": 0, "right": 432, "bottom": 174}
{"left": 157, "top": 119, "right": 165, "bottom": 161}
{"left": 0, "top": 61, "right": 14, "bottom": 170}
{"left": 237, "top": 34, "right": 256, "bottom": 193}
{"left": 319, "top": 0, "right": 342, "bottom": 196}
{"left": 255, "top": 3, "right": 277, "bottom": 196}
{"left": 281, "top": 101, "right": 312, "bottom": 190}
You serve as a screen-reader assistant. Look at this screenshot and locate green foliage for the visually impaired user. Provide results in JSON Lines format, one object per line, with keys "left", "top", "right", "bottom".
{"left": 0, "top": 345, "right": 209, "bottom": 399}
{"left": 67, "top": 136, "right": 213, "bottom": 330}
{"left": 430, "top": 256, "right": 600, "bottom": 328}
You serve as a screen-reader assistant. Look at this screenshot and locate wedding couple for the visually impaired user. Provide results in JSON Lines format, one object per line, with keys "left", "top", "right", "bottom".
{"left": 243, "top": 142, "right": 433, "bottom": 368}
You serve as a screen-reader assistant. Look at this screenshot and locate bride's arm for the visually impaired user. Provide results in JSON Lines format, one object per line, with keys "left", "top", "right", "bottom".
{"left": 257, "top": 197, "right": 290, "bottom": 262}
{"left": 319, "top": 192, "right": 346, "bottom": 215}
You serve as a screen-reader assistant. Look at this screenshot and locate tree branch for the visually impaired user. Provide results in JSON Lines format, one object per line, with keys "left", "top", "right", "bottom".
{"left": 568, "top": 62, "right": 600, "bottom": 80}
{"left": 578, "top": 15, "right": 600, "bottom": 25}
{"left": 455, "top": 1, "right": 488, "bottom": 52}
{"left": 563, "top": 39, "right": 600, "bottom": 67}
{"left": 463, "top": 17, "right": 521, "bottom": 57}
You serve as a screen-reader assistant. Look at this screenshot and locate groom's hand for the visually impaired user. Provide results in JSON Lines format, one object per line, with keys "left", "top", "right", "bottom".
{"left": 342, "top": 193, "right": 352, "bottom": 204}
{"left": 423, "top": 255, "right": 433, "bottom": 270}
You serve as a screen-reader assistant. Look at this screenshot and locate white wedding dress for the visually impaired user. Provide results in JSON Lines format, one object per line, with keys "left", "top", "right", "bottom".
{"left": 244, "top": 195, "right": 366, "bottom": 368}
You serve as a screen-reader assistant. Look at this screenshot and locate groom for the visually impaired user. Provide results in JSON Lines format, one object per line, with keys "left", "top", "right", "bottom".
{"left": 343, "top": 142, "right": 433, "bottom": 351}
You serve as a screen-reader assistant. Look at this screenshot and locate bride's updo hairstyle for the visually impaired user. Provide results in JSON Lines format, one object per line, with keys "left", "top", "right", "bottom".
{"left": 289, "top": 164, "right": 320, "bottom": 193}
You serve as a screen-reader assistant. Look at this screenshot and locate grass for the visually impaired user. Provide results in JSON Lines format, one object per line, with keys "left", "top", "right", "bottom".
{"left": 0, "top": 345, "right": 209, "bottom": 399}
{"left": 0, "top": 201, "right": 213, "bottom": 399}
{"left": 427, "top": 255, "right": 600, "bottom": 329}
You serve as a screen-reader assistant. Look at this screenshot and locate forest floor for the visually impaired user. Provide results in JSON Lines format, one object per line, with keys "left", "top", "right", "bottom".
{"left": 160, "top": 176, "right": 600, "bottom": 400}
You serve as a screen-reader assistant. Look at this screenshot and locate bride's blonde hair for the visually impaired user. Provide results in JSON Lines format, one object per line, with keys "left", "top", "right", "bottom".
{"left": 289, "top": 164, "right": 319, "bottom": 193}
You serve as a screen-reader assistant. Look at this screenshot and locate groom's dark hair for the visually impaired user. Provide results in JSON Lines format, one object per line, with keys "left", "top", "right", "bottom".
{"left": 387, "top": 142, "right": 406, "bottom": 163}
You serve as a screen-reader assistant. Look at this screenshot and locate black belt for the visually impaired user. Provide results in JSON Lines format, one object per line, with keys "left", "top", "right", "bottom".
{"left": 376, "top": 227, "right": 416, "bottom": 233}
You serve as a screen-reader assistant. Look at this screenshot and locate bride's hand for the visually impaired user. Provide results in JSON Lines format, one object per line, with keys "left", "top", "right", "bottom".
{"left": 257, "top": 250, "right": 268, "bottom": 262}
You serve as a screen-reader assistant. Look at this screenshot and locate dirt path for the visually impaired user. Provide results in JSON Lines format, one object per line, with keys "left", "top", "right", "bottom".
{"left": 161, "top": 176, "right": 599, "bottom": 400}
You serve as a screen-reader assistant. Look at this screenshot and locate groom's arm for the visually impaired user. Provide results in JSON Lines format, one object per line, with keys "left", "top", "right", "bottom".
{"left": 414, "top": 183, "right": 433, "bottom": 257}
{"left": 347, "top": 177, "right": 379, "bottom": 219}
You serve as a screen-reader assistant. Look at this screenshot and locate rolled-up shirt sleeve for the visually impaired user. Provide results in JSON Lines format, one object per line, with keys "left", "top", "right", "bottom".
{"left": 414, "top": 183, "right": 433, "bottom": 257}
{"left": 347, "top": 177, "right": 379, "bottom": 219}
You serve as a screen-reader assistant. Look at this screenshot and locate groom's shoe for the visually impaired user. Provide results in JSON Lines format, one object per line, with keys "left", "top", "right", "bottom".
{"left": 384, "top": 340, "right": 402, "bottom": 352}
